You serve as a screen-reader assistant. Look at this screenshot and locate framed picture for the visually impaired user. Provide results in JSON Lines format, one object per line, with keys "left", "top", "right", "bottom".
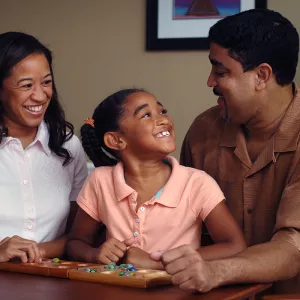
{"left": 146, "top": 0, "right": 267, "bottom": 51}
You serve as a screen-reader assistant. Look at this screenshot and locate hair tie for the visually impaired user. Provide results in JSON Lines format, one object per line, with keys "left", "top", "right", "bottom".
{"left": 84, "top": 117, "right": 95, "bottom": 128}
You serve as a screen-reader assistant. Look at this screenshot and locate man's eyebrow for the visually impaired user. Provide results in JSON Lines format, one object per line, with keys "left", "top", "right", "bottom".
{"left": 209, "top": 56, "right": 226, "bottom": 68}
{"left": 134, "top": 104, "right": 149, "bottom": 116}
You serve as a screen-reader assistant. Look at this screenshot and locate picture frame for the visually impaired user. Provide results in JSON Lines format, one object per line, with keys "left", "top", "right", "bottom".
{"left": 146, "top": 0, "right": 267, "bottom": 51}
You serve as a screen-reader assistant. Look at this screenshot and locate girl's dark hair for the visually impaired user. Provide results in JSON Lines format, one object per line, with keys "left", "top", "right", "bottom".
{"left": 81, "top": 88, "right": 145, "bottom": 167}
{"left": 0, "top": 32, "right": 74, "bottom": 165}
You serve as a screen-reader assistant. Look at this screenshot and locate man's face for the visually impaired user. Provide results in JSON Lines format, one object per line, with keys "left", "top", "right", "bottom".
{"left": 207, "top": 42, "right": 259, "bottom": 124}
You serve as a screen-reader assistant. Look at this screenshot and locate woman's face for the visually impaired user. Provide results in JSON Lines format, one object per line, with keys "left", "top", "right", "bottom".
{"left": 0, "top": 53, "right": 53, "bottom": 133}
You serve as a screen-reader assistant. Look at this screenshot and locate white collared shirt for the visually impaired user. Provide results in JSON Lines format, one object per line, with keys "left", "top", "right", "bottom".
{"left": 0, "top": 121, "right": 88, "bottom": 243}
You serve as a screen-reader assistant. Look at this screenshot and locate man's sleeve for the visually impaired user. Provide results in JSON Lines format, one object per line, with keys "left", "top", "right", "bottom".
{"left": 272, "top": 160, "right": 300, "bottom": 251}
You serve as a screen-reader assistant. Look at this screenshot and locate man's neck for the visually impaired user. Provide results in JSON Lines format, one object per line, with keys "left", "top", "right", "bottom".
{"left": 244, "top": 84, "right": 294, "bottom": 141}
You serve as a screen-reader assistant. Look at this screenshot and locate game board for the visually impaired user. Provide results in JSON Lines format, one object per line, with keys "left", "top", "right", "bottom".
{"left": 0, "top": 260, "right": 172, "bottom": 288}
{"left": 69, "top": 265, "right": 172, "bottom": 288}
{"left": 0, "top": 259, "right": 97, "bottom": 278}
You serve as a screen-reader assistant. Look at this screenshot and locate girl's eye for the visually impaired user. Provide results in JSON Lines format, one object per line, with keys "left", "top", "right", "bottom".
{"left": 142, "top": 113, "right": 150, "bottom": 118}
{"left": 160, "top": 109, "right": 168, "bottom": 114}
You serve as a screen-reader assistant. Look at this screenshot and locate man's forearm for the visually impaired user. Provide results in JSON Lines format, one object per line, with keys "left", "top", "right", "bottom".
{"left": 211, "top": 240, "right": 300, "bottom": 287}
{"left": 198, "top": 241, "right": 246, "bottom": 261}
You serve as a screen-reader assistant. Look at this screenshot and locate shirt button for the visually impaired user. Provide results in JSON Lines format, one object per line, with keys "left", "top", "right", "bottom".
{"left": 25, "top": 153, "right": 30, "bottom": 158}
{"left": 247, "top": 208, "right": 253, "bottom": 214}
{"left": 133, "top": 231, "right": 139, "bottom": 237}
{"left": 135, "top": 218, "right": 140, "bottom": 223}
{"left": 23, "top": 180, "right": 28, "bottom": 185}
{"left": 28, "top": 223, "right": 33, "bottom": 229}
{"left": 139, "top": 207, "right": 145, "bottom": 212}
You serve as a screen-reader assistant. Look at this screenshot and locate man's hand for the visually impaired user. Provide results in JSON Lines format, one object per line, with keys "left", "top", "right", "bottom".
{"left": 151, "top": 245, "right": 219, "bottom": 292}
{"left": 124, "top": 246, "right": 163, "bottom": 269}
{"left": 0, "top": 236, "right": 42, "bottom": 263}
{"left": 93, "top": 237, "right": 133, "bottom": 265}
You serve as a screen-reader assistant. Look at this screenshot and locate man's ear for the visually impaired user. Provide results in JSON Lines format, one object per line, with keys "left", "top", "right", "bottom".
{"left": 103, "top": 132, "right": 126, "bottom": 151}
{"left": 255, "top": 63, "right": 273, "bottom": 90}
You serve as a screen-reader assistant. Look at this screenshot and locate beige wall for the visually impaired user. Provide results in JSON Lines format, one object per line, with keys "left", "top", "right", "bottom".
{"left": 0, "top": 0, "right": 299, "bottom": 158}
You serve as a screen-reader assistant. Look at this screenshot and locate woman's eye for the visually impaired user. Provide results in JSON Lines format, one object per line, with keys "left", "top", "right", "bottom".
{"left": 22, "top": 83, "right": 32, "bottom": 88}
{"left": 43, "top": 79, "right": 52, "bottom": 85}
{"left": 161, "top": 109, "right": 168, "bottom": 114}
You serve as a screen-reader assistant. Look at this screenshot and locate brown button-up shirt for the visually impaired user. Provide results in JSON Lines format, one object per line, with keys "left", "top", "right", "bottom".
{"left": 180, "top": 87, "right": 300, "bottom": 293}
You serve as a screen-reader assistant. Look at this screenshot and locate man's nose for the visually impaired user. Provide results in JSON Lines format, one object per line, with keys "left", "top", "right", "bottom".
{"left": 207, "top": 71, "right": 217, "bottom": 87}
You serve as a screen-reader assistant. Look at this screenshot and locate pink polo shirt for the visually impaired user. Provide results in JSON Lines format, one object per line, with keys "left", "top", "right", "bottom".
{"left": 77, "top": 156, "right": 224, "bottom": 252}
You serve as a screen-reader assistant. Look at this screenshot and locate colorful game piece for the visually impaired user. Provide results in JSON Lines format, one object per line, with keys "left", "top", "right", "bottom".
{"left": 52, "top": 257, "right": 60, "bottom": 263}
{"left": 85, "top": 268, "right": 91, "bottom": 272}
{"left": 129, "top": 267, "right": 136, "bottom": 272}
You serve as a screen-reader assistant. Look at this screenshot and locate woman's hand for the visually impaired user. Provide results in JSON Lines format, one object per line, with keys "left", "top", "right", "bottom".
{"left": 0, "top": 236, "right": 42, "bottom": 263}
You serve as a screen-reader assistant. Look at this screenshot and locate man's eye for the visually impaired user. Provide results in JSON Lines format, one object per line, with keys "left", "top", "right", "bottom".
{"left": 215, "top": 71, "right": 225, "bottom": 77}
{"left": 161, "top": 109, "right": 168, "bottom": 114}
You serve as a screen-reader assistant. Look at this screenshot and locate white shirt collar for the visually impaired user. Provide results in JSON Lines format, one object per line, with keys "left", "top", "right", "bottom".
{"left": 0, "top": 121, "right": 51, "bottom": 156}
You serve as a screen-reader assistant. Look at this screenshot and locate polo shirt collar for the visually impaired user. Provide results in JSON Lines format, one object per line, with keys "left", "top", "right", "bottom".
{"left": 112, "top": 156, "right": 185, "bottom": 208}
{"left": 0, "top": 121, "right": 51, "bottom": 156}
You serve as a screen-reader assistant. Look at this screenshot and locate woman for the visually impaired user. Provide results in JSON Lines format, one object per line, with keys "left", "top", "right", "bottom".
{"left": 0, "top": 32, "right": 88, "bottom": 263}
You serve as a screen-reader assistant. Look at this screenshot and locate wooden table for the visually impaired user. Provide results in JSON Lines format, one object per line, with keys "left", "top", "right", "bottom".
{"left": 263, "top": 295, "right": 300, "bottom": 299}
{"left": 0, "top": 271, "right": 272, "bottom": 300}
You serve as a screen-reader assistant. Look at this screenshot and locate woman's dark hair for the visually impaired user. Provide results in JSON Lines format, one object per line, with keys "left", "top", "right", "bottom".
{"left": 209, "top": 9, "right": 299, "bottom": 86}
{"left": 81, "top": 88, "right": 145, "bottom": 167}
{"left": 0, "top": 32, "right": 74, "bottom": 165}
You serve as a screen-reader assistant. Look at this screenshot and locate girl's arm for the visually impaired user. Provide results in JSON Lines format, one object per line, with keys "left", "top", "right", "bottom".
{"left": 198, "top": 201, "right": 247, "bottom": 261}
{"left": 66, "top": 207, "right": 105, "bottom": 262}
{"left": 66, "top": 207, "right": 129, "bottom": 264}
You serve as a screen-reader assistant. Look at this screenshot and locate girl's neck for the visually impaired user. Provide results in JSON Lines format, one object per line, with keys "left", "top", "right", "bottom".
{"left": 123, "top": 158, "right": 172, "bottom": 207}
{"left": 124, "top": 159, "right": 170, "bottom": 185}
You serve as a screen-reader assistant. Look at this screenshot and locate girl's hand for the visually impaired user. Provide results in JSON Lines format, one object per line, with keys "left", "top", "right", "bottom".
{"left": 95, "top": 238, "right": 133, "bottom": 264}
{"left": 0, "top": 236, "right": 42, "bottom": 263}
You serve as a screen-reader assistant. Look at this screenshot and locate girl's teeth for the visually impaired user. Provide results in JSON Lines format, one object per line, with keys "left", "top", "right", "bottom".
{"left": 157, "top": 131, "right": 170, "bottom": 137}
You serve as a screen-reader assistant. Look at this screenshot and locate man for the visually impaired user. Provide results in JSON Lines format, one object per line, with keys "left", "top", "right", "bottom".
{"left": 151, "top": 9, "right": 300, "bottom": 294}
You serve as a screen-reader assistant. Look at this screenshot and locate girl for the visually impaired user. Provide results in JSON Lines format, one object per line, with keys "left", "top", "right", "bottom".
{"left": 67, "top": 89, "right": 246, "bottom": 269}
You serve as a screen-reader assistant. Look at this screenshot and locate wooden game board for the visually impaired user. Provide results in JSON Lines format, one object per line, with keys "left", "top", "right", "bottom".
{"left": 0, "top": 260, "right": 172, "bottom": 288}
{"left": 69, "top": 265, "right": 172, "bottom": 288}
{"left": 0, "top": 259, "right": 96, "bottom": 278}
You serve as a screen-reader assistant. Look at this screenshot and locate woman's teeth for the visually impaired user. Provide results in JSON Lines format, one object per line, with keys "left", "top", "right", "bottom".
{"left": 24, "top": 105, "right": 43, "bottom": 112}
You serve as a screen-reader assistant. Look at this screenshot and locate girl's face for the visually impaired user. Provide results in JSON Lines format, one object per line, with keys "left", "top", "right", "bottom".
{"left": 118, "top": 91, "right": 176, "bottom": 159}
{"left": 0, "top": 53, "right": 53, "bottom": 133}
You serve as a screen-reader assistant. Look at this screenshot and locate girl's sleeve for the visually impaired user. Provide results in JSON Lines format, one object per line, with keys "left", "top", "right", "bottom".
{"left": 190, "top": 172, "right": 225, "bottom": 221}
{"left": 77, "top": 169, "right": 102, "bottom": 223}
